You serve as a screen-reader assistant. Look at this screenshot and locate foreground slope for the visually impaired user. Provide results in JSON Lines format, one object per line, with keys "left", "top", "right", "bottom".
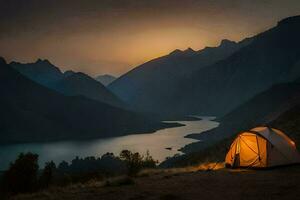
{"left": 11, "top": 60, "right": 123, "bottom": 107}
{"left": 0, "top": 58, "right": 171, "bottom": 144}
{"left": 13, "top": 167, "right": 300, "bottom": 200}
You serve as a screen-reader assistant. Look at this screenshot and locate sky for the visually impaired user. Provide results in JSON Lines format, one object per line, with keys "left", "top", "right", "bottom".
{"left": 0, "top": 0, "right": 300, "bottom": 76}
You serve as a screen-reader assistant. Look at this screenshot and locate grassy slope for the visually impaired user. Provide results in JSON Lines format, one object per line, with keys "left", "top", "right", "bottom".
{"left": 12, "top": 166, "right": 300, "bottom": 200}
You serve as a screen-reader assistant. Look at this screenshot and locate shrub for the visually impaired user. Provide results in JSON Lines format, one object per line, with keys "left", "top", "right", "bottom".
{"left": 143, "top": 150, "right": 158, "bottom": 168}
{"left": 120, "top": 150, "right": 157, "bottom": 176}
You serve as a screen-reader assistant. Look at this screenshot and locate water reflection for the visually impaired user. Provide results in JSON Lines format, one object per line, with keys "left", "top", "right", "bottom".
{"left": 0, "top": 118, "right": 218, "bottom": 170}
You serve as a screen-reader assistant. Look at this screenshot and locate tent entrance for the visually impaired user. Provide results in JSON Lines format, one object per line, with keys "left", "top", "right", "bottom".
{"left": 230, "top": 133, "right": 267, "bottom": 168}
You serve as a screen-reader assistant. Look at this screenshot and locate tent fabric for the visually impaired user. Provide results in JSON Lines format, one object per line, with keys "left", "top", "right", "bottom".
{"left": 225, "top": 127, "right": 300, "bottom": 168}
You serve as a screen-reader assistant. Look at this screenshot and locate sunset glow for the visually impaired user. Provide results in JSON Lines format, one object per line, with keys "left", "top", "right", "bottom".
{"left": 1, "top": 0, "right": 300, "bottom": 75}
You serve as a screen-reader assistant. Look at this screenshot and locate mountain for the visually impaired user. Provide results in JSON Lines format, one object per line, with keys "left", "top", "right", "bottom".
{"left": 56, "top": 71, "right": 123, "bottom": 107}
{"left": 109, "top": 38, "right": 251, "bottom": 117}
{"left": 109, "top": 15, "right": 300, "bottom": 117}
{"left": 270, "top": 101, "right": 300, "bottom": 145}
{"left": 165, "top": 15, "right": 300, "bottom": 117}
{"left": 0, "top": 57, "right": 174, "bottom": 144}
{"left": 11, "top": 60, "right": 123, "bottom": 107}
{"left": 180, "top": 81, "right": 300, "bottom": 154}
{"left": 95, "top": 74, "right": 117, "bottom": 86}
{"left": 10, "top": 59, "right": 63, "bottom": 86}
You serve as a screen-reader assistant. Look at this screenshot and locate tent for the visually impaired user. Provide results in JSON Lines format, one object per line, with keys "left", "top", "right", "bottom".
{"left": 225, "top": 127, "right": 300, "bottom": 168}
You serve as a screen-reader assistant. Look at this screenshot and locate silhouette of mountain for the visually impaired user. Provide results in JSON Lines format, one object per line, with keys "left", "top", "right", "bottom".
{"left": 166, "top": 15, "right": 300, "bottom": 117}
{"left": 0, "top": 58, "right": 173, "bottom": 144}
{"left": 109, "top": 15, "right": 300, "bottom": 118}
{"left": 11, "top": 60, "right": 123, "bottom": 108}
{"left": 109, "top": 38, "right": 251, "bottom": 117}
{"left": 56, "top": 72, "right": 123, "bottom": 107}
{"left": 95, "top": 74, "right": 117, "bottom": 86}
{"left": 10, "top": 59, "right": 63, "bottom": 86}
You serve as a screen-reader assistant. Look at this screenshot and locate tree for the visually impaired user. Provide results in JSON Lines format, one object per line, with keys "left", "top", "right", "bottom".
{"left": 119, "top": 150, "right": 157, "bottom": 176}
{"left": 58, "top": 160, "right": 69, "bottom": 172}
{"left": 40, "top": 161, "right": 56, "bottom": 188}
{"left": 2, "top": 153, "right": 39, "bottom": 194}
{"left": 142, "top": 150, "right": 158, "bottom": 168}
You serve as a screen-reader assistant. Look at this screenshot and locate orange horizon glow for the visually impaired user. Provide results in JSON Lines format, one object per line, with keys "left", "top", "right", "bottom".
{"left": 1, "top": 1, "right": 300, "bottom": 76}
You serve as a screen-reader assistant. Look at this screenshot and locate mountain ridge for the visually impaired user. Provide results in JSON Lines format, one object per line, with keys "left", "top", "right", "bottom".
{"left": 11, "top": 60, "right": 124, "bottom": 108}
{"left": 109, "top": 15, "right": 300, "bottom": 117}
{"left": 0, "top": 58, "right": 174, "bottom": 144}
{"left": 109, "top": 37, "right": 251, "bottom": 115}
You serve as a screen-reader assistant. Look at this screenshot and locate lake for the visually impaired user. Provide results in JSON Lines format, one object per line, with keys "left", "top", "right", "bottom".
{"left": 0, "top": 117, "right": 219, "bottom": 170}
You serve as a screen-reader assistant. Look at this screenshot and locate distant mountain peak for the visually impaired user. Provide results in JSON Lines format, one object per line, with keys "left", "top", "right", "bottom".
{"left": 169, "top": 49, "right": 183, "bottom": 55}
{"left": 32, "top": 59, "right": 62, "bottom": 74}
{"left": 278, "top": 15, "right": 300, "bottom": 26}
{"left": 0, "top": 57, "right": 6, "bottom": 65}
{"left": 219, "top": 39, "right": 237, "bottom": 47}
{"left": 169, "top": 48, "right": 196, "bottom": 56}
{"left": 35, "top": 58, "right": 52, "bottom": 65}
{"left": 95, "top": 74, "right": 117, "bottom": 86}
{"left": 183, "top": 47, "right": 196, "bottom": 54}
{"left": 64, "top": 70, "right": 75, "bottom": 77}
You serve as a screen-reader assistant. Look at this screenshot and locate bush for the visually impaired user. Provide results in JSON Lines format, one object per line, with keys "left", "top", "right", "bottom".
{"left": 143, "top": 150, "right": 157, "bottom": 168}
{"left": 120, "top": 150, "right": 157, "bottom": 176}
{"left": 2, "top": 152, "right": 39, "bottom": 194}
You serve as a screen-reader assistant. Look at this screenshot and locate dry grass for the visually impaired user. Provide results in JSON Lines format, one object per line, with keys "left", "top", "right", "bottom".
{"left": 137, "top": 162, "right": 225, "bottom": 177}
{"left": 11, "top": 165, "right": 300, "bottom": 200}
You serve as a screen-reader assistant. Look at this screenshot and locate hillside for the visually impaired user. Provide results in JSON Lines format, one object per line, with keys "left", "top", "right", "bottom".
{"left": 179, "top": 82, "right": 300, "bottom": 154}
{"left": 176, "top": 82, "right": 300, "bottom": 156}
{"left": 0, "top": 58, "right": 173, "bottom": 144}
{"left": 271, "top": 103, "right": 300, "bottom": 145}
{"left": 168, "top": 16, "right": 300, "bottom": 116}
{"left": 109, "top": 38, "right": 251, "bottom": 117}
{"left": 110, "top": 16, "right": 300, "bottom": 117}
{"left": 160, "top": 81, "right": 300, "bottom": 168}
{"left": 11, "top": 60, "right": 123, "bottom": 108}
{"left": 55, "top": 72, "right": 123, "bottom": 108}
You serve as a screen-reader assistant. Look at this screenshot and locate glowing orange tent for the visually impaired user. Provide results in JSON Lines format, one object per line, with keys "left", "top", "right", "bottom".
{"left": 225, "top": 127, "right": 300, "bottom": 168}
